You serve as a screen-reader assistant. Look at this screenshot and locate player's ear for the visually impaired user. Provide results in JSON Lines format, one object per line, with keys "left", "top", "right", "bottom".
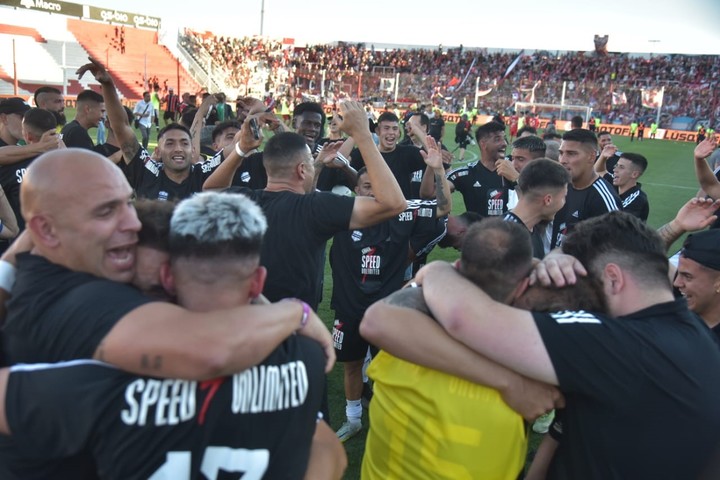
{"left": 249, "top": 266, "right": 267, "bottom": 298}
{"left": 159, "top": 262, "right": 176, "bottom": 296}
{"left": 510, "top": 276, "right": 531, "bottom": 303}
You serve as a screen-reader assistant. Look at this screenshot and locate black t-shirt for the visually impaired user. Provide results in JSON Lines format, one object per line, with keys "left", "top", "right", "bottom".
{"left": 3, "top": 254, "right": 151, "bottom": 364}
{"left": 428, "top": 117, "right": 445, "bottom": 142}
{"left": 0, "top": 253, "right": 151, "bottom": 479}
{"left": 534, "top": 299, "right": 720, "bottom": 480}
{"left": 0, "top": 154, "right": 36, "bottom": 231}
{"left": 503, "top": 212, "right": 545, "bottom": 259}
{"left": 60, "top": 120, "right": 94, "bottom": 150}
{"left": 350, "top": 145, "right": 426, "bottom": 199}
{"left": 551, "top": 177, "right": 620, "bottom": 248}
{"left": 233, "top": 189, "right": 355, "bottom": 309}
{"left": 619, "top": 184, "right": 649, "bottom": 221}
{"left": 6, "top": 335, "right": 325, "bottom": 480}
{"left": 330, "top": 200, "right": 445, "bottom": 318}
{"left": 447, "top": 161, "right": 509, "bottom": 217}
{"left": 710, "top": 166, "right": 720, "bottom": 230}
{"left": 230, "top": 151, "right": 268, "bottom": 190}
{"left": 125, "top": 148, "right": 221, "bottom": 200}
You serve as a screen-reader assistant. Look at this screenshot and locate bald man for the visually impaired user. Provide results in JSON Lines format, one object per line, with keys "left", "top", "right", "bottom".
{"left": 0, "top": 148, "right": 334, "bottom": 478}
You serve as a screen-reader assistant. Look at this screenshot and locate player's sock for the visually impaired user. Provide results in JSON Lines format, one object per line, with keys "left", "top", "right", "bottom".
{"left": 346, "top": 399, "right": 362, "bottom": 424}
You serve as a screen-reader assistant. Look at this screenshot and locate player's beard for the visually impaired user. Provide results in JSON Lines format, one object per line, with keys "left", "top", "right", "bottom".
{"left": 53, "top": 110, "right": 67, "bottom": 126}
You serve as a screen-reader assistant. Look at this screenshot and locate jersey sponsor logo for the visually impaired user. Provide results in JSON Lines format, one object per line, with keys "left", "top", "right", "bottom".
{"left": 332, "top": 320, "right": 344, "bottom": 350}
{"left": 398, "top": 211, "right": 414, "bottom": 222}
{"left": 473, "top": 181, "right": 482, "bottom": 187}
{"left": 232, "top": 360, "right": 309, "bottom": 413}
{"left": 351, "top": 230, "right": 363, "bottom": 242}
{"left": 550, "top": 310, "right": 601, "bottom": 324}
{"left": 361, "top": 247, "right": 381, "bottom": 278}
{"left": 487, "top": 189, "right": 504, "bottom": 216}
{"left": 121, "top": 378, "right": 198, "bottom": 426}
{"left": 622, "top": 190, "right": 640, "bottom": 208}
{"left": 15, "top": 167, "right": 27, "bottom": 184}
{"left": 418, "top": 207, "right": 433, "bottom": 218}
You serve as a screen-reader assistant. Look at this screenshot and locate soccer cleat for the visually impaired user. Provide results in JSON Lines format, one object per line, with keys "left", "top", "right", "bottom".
{"left": 336, "top": 421, "right": 362, "bottom": 442}
{"left": 532, "top": 410, "right": 555, "bottom": 434}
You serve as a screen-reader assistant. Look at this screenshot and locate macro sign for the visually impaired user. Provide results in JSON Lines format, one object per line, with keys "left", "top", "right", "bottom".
{"left": 87, "top": 6, "right": 161, "bottom": 29}
{"left": 0, "top": 0, "right": 83, "bottom": 16}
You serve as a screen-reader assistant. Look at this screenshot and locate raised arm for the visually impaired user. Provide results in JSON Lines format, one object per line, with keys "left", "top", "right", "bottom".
{"left": 593, "top": 143, "right": 617, "bottom": 176}
{"left": 95, "top": 300, "right": 335, "bottom": 379}
{"left": 693, "top": 137, "right": 720, "bottom": 199}
{"left": 419, "top": 136, "right": 451, "bottom": 217}
{"left": 77, "top": 57, "right": 139, "bottom": 165}
{"left": 337, "top": 102, "right": 406, "bottom": 229}
{"left": 189, "top": 95, "right": 217, "bottom": 163}
{"left": 417, "top": 261, "right": 558, "bottom": 385}
{"left": 657, "top": 196, "right": 720, "bottom": 251}
{"left": 202, "top": 113, "right": 266, "bottom": 190}
{"left": 361, "top": 288, "right": 563, "bottom": 420}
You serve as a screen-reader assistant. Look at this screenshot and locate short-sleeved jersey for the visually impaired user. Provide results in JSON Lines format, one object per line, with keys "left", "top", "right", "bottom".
{"left": 125, "top": 148, "right": 221, "bottom": 200}
{"left": 0, "top": 154, "right": 36, "bottom": 230}
{"left": 230, "top": 151, "right": 268, "bottom": 190}
{"left": 330, "top": 200, "right": 445, "bottom": 318}
{"left": 363, "top": 351, "right": 527, "bottom": 480}
{"left": 233, "top": 189, "right": 355, "bottom": 309}
{"left": 534, "top": 299, "right": 720, "bottom": 479}
{"left": 447, "top": 161, "right": 509, "bottom": 217}
{"left": 619, "top": 184, "right": 649, "bottom": 221}
{"left": 551, "top": 177, "right": 620, "bottom": 248}
{"left": 350, "top": 145, "right": 426, "bottom": 199}
{"left": 0, "top": 253, "right": 152, "bottom": 479}
{"left": 60, "top": 120, "right": 94, "bottom": 150}
{"left": 503, "top": 212, "right": 545, "bottom": 259}
{"left": 6, "top": 335, "right": 325, "bottom": 480}
{"left": 3, "top": 253, "right": 151, "bottom": 364}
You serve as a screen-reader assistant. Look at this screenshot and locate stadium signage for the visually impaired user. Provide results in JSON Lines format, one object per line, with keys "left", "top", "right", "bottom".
{"left": 1, "top": 0, "right": 83, "bottom": 16}
{"left": 88, "top": 6, "right": 161, "bottom": 29}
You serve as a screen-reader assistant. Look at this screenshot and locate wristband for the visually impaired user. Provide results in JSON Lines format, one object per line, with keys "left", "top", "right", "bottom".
{"left": 0, "top": 260, "right": 16, "bottom": 293}
{"left": 284, "top": 298, "right": 310, "bottom": 330}
{"left": 234, "top": 143, "right": 257, "bottom": 158}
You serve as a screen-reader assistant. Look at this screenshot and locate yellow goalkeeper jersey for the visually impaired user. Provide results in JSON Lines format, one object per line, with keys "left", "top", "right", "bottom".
{"left": 362, "top": 351, "right": 527, "bottom": 480}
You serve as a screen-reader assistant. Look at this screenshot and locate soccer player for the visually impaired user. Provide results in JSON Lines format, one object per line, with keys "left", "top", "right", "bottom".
{"left": 427, "top": 121, "right": 509, "bottom": 217}
{"left": 497, "top": 135, "right": 547, "bottom": 209}
{"left": 454, "top": 114, "right": 472, "bottom": 161}
{"left": 60, "top": 89, "right": 105, "bottom": 150}
{"left": 413, "top": 212, "right": 720, "bottom": 479}
{"left": 0, "top": 192, "right": 346, "bottom": 479}
{"left": 330, "top": 138, "right": 450, "bottom": 442}
{"left": 551, "top": 129, "right": 620, "bottom": 248}
{"left": 350, "top": 111, "right": 427, "bottom": 199}
{"left": 673, "top": 230, "right": 720, "bottom": 339}
{"left": 33, "top": 86, "right": 66, "bottom": 126}
{"left": 504, "top": 158, "right": 569, "bottom": 258}
{"left": 0, "top": 148, "right": 334, "bottom": 478}
{"left": 359, "top": 219, "right": 563, "bottom": 479}
{"left": 608, "top": 153, "right": 649, "bottom": 221}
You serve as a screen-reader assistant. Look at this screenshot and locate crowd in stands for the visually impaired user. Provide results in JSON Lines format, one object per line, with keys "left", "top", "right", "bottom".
{"left": 181, "top": 29, "right": 719, "bottom": 124}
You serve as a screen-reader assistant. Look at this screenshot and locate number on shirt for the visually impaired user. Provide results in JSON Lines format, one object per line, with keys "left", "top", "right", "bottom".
{"left": 148, "top": 447, "right": 270, "bottom": 479}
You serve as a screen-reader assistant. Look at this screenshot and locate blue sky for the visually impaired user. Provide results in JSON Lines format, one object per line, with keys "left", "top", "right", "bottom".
{"left": 89, "top": 0, "right": 720, "bottom": 54}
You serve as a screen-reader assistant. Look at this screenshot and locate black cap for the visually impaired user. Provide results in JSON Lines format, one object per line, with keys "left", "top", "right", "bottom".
{"left": 0, "top": 97, "right": 31, "bottom": 116}
{"left": 682, "top": 230, "right": 720, "bottom": 271}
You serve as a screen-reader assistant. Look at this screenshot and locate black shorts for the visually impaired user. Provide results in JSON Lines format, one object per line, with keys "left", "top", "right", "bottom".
{"left": 456, "top": 136, "right": 470, "bottom": 148}
{"left": 332, "top": 315, "right": 369, "bottom": 362}
{"left": 163, "top": 110, "right": 177, "bottom": 120}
